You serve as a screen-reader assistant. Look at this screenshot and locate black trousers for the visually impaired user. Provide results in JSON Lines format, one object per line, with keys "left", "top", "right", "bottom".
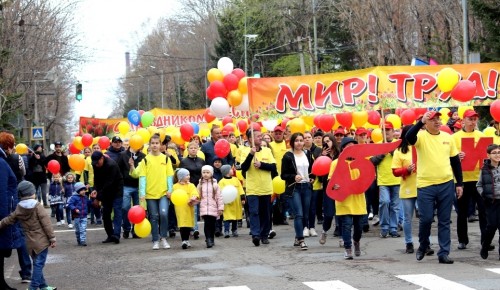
{"left": 482, "top": 199, "right": 500, "bottom": 249}
{"left": 180, "top": 227, "right": 191, "bottom": 241}
{"left": 203, "top": 215, "right": 217, "bottom": 241}
{"left": 457, "top": 181, "right": 486, "bottom": 244}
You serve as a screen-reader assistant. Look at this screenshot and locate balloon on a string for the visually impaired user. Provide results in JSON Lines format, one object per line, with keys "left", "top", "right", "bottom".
{"left": 367, "top": 111, "right": 381, "bottom": 125}
{"left": 450, "top": 80, "right": 476, "bottom": 102}
{"left": 227, "top": 90, "right": 243, "bottom": 107}
{"left": 311, "top": 156, "right": 332, "bottom": 176}
{"left": 272, "top": 177, "right": 286, "bottom": 194}
{"left": 210, "top": 97, "right": 231, "bottom": 118}
{"left": 222, "top": 116, "right": 233, "bottom": 126}
{"left": 288, "top": 118, "right": 306, "bottom": 134}
{"left": 98, "top": 136, "right": 110, "bottom": 150}
{"left": 68, "top": 154, "right": 85, "bottom": 171}
{"left": 490, "top": 100, "right": 500, "bottom": 122}
{"left": 437, "top": 67, "right": 460, "bottom": 93}
{"left": 141, "top": 112, "right": 155, "bottom": 128}
{"left": 232, "top": 68, "right": 245, "bottom": 80}
{"left": 68, "top": 143, "right": 80, "bottom": 154}
{"left": 118, "top": 122, "right": 130, "bottom": 135}
{"left": 217, "top": 57, "right": 234, "bottom": 75}
{"left": 129, "top": 134, "right": 144, "bottom": 151}
{"left": 128, "top": 205, "right": 146, "bottom": 224}
{"left": 237, "top": 119, "right": 248, "bottom": 133}
{"left": 400, "top": 109, "right": 416, "bottom": 125}
{"left": 180, "top": 123, "right": 194, "bottom": 142}
{"left": 15, "top": 144, "right": 28, "bottom": 155}
{"left": 221, "top": 185, "right": 238, "bottom": 204}
{"left": 47, "top": 160, "right": 60, "bottom": 174}
{"left": 134, "top": 218, "right": 151, "bottom": 238}
{"left": 336, "top": 112, "right": 353, "bottom": 129}
{"left": 204, "top": 108, "right": 216, "bottom": 123}
{"left": 81, "top": 133, "right": 93, "bottom": 147}
{"left": 371, "top": 128, "right": 383, "bottom": 143}
{"left": 223, "top": 74, "right": 239, "bottom": 91}
{"left": 207, "top": 68, "right": 224, "bottom": 83}
{"left": 352, "top": 111, "right": 368, "bottom": 128}
{"left": 127, "top": 110, "right": 141, "bottom": 126}
{"left": 214, "top": 139, "right": 231, "bottom": 158}
{"left": 238, "top": 77, "right": 248, "bottom": 94}
{"left": 190, "top": 122, "right": 200, "bottom": 134}
{"left": 171, "top": 189, "right": 189, "bottom": 206}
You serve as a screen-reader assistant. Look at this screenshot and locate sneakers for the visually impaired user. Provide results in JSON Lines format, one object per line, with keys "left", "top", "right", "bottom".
{"left": 309, "top": 228, "right": 318, "bottom": 237}
{"left": 299, "top": 240, "right": 308, "bottom": 250}
{"left": 56, "top": 221, "right": 61, "bottom": 226}
{"left": 186, "top": 241, "right": 191, "bottom": 248}
{"left": 293, "top": 239, "right": 300, "bottom": 247}
{"left": 181, "top": 241, "right": 188, "bottom": 249}
{"left": 380, "top": 231, "right": 388, "bottom": 238}
{"left": 390, "top": 231, "right": 400, "bottom": 238}
{"left": 61, "top": 220, "right": 65, "bottom": 225}
{"left": 21, "top": 277, "right": 31, "bottom": 283}
{"left": 319, "top": 232, "right": 327, "bottom": 245}
{"left": 368, "top": 212, "right": 374, "bottom": 220}
{"left": 339, "top": 239, "right": 344, "bottom": 248}
{"left": 80, "top": 242, "right": 87, "bottom": 246}
{"left": 268, "top": 230, "right": 276, "bottom": 239}
{"left": 303, "top": 227, "right": 310, "bottom": 237}
{"left": 40, "top": 286, "right": 57, "bottom": 290}
{"left": 193, "top": 230, "right": 200, "bottom": 240}
{"left": 261, "top": 239, "right": 270, "bottom": 244}
{"left": 354, "top": 241, "right": 361, "bottom": 256}
{"left": 344, "top": 248, "right": 353, "bottom": 260}
{"left": 68, "top": 223, "right": 73, "bottom": 229}
{"left": 480, "top": 244, "right": 489, "bottom": 259}
{"left": 252, "top": 237, "right": 260, "bottom": 246}
{"left": 224, "top": 231, "right": 230, "bottom": 238}
{"left": 406, "top": 243, "right": 414, "bottom": 254}
{"left": 160, "top": 238, "right": 170, "bottom": 249}
{"left": 152, "top": 241, "right": 160, "bottom": 250}
{"left": 168, "top": 230, "right": 176, "bottom": 238}
{"left": 372, "top": 215, "right": 380, "bottom": 226}
{"left": 232, "top": 230, "right": 239, "bottom": 237}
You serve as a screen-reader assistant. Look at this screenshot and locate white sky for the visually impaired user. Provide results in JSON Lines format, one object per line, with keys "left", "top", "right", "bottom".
{"left": 71, "top": 0, "right": 181, "bottom": 119}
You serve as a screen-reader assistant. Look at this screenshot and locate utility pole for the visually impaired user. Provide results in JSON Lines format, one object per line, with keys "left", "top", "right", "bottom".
{"left": 313, "top": 0, "right": 319, "bottom": 74}
{"left": 462, "top": 0, "right": 469, "bottom": 64}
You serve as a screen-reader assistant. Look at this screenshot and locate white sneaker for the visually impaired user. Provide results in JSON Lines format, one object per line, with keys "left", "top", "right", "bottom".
{"left": 152, "top": 241, "right": 160, "bottom": 250}
{"left": 368, "top": 212, "right": 374, "bottom": 220}
{"left": 309, "top": 228, "right": 318, "bottom": 237}
{"left": 303, "top": 227, "right": 310, "bottom": 237}
{"left": 160, "top": 238, "right": 170, "bottom": 249}
{"left": 339, "top": 239, "right": 344, "bottom": 248}
{"left": 186, "top": 241, "right": 191, "bottom": 248}
{"left": 56, "top": 221, "right": 61, "bottom": 226}
{"left": 68, "top": 224, "right": 74, "bottom": 229}
{"left": 372, "top": 215, "right": 380, "bottom": 226}
{"left": 61, "top": 220, "right": 65, "bottom": 225}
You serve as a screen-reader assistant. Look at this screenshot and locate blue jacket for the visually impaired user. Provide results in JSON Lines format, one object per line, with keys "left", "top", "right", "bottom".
{"left": 201, "top": 139, "right": 235, "bottom": 167}
{"left": 63, "top": 181, "right": 75, "bottom": 199}
{"left": 67, "top": 193, "right": 91, "bottom": 219}
{"left": 0, "top": 158, "right": 23, "bottom": 250}
{"left": 48, "top": 181, "right": 64, "bottom": 205}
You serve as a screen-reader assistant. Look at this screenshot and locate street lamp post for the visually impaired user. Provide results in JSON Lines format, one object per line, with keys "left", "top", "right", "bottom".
{"left": 203, "top": 40, "right": 208, "bottom": 108}
{"left": 244, "top": 34, "right": 258, "bottom": 75}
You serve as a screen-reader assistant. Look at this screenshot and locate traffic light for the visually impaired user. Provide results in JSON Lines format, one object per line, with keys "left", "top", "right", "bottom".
{"left": 75, "top": 83, "right": 82, "bottom": 101}
{"left": 252, "top": 59, "right": 262, "bottom": 78}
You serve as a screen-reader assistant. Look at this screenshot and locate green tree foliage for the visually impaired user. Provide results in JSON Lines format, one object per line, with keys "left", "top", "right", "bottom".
{"left": 470, "top": 0, "right": 500, "bottom": 62}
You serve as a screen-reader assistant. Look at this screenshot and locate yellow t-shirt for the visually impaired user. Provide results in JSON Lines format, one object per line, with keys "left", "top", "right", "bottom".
{"left": 230, "top": 143, "right": 239, "bottom": 161}
{"left": 391, "top": 148, "right": 417, "bottom": 199}
{"left": 494, "top": 134, "right": 500, "bottom": 145}
{"left": 452, "top": 130, "right": 484, "bottom": 182}
{"left": 172, "top": 182, "right": 199, "bottom": 228}
{"left": 328, "top": 159, "right": 367, "bottom": 215}
{"left": 138, "top": 153, "right": 174, "bottom": 199}
{"left": 415, "top": 130, "right": 458, "bottom": 188}
{"left": 167, "top": 148, "right": 180, "bottom": 168}
{"left": 182, "top": 149, "right": 205, "bottom": 160}
{"left": 376, "top": 140, "right": 401, "bottom": 186}
{"left": 269, "top": 141, "right": 287, "bottom": 175}
{"left": 219, "top": 177, "right": 245, "bottom": 220}
{"left": 239, "top": 146, "right": 275, "bottom": 195}
{"left": 83, "top": 156, "right": 94, "bottom": 187}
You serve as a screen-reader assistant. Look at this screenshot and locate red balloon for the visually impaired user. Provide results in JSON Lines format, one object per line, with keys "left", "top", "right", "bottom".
{"left": 68, "top": 143, "right": 80, "bottom": 155}
{"left": 232, "top": 68, "right": 246, "bottom": 80}
{"left": 206, "top": 87, "right": 217, "bottom": 101}
{"left": 180, "top": 123, "right": 194, "bottom": 142}
{"left": 313, "top": 115, "right": 323, "bottom": 128}
{"left": 250, "top": 122, "right": 261, "bottom": 132}
{"left": 81, "top": 133, "right": 93, "bottom": 147}
{"left": 210, "top": 81, "right": 227, "bottom": 98}
{"left": 214, "top": 139, "right": 231, "bottom": 158}
{"left": 138, "top": 110, "right": 145, "bottom": 116}
{"left": 413, "top": 108, "right": 428, "bottom": 118}
{"left": 311, "top": 156, "right": 332, "bottom": 176}
{"left": 98, "top": 136, "right": 110, "bottom": 150}
{"left": 395, "top": 108, "right": 405, "bottom": 117}
{"left": 222, "top": 116, "right": 233, "bottom": 126}
{"left": 47, "top": 160, "right": 60, "bottom": 175}
{"left": 490, "top": 100, "right": 500, "bottom": 122}
{"left": 204, "top": 108, "right": 216, "bottom": 123}
{"left": 237, "top": 120, "right": 248, "bottom": 133}
{"left": 336, "top": 112, "right": 352, "bottom": 129}
{"left": 223, "top": 74, "right": 239, "bottom": 91}
{"left": 317, "top": 114, "right": 335, "bottom": 132}
{"left": 440, "top": 125, "right": 452, "bottom": 134}
{"left": 281, "top": 118, "right": 289, "bottom": 129}
{"left": 223, "top": 124, "right": 234, "bottom": 134}
{"left": 127, "top": 205, "right": 146, "bottom": 224}
{"left": 450, "top": 80, "right": 476, "bottom": 102}
{"left": 400, "top": 109, "right": 416, "bottom": 125}
{"left": 367, "top": 111, "right": 381, "bottom": 125}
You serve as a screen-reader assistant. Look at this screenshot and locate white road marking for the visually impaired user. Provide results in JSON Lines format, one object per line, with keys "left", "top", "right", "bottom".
{"left": 209, "top": 287, "right": 252, "bottom": 290}
{"left": 486, "top": 268, "right": 500, "bottom": 275}
{"left": 304, "top": 280, "right": 358, "bottom": 290}
{"left": 396, "top": 274, "right": 476, "bottom": 290}
{"left": 54, "top": 228, "right": 104, "bottom": 233}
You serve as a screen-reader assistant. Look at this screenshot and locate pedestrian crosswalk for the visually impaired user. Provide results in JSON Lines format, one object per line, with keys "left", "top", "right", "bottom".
{"left": 209, "top": 268, "right": 500, "bottom": 290}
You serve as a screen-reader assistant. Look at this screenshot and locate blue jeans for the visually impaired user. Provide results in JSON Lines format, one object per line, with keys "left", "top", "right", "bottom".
{"left": 379, "top": 185, "right": 400, "bottom": 233}
{"left": 17, "top": 232, "right": 32, "bottom": 279}
{"left": 322, "top": 191, "right": 335, "bottom": 233}
{"left": 291, "top": 183, "right": 312, "bottom": 239}
{"left": 308, "top": 189, "right": 321, "bottom": 228}
{"left": 65, "top": 206, "right": 72, "bottom": 225}
{"left": 280, "top": 194, "right": 293, "bottom": 220}
{"left": 102, "top": 197, "right": 123, "bottom": 239}
{"left": 74, "top": 217, "right": 88, "bottom": 244}
{"left": 122, "top": 186, "right": 140, "bottom": 232}
{"left": 29, "top": 248, "right": 48, "bottom": 289}
{"left": 401, "top": 198, "right": 417, "bottom": 244}
{"left": 51, "top": 204, "right": 64, "bottom": 222}
{"left": 417, "top": 180, "right": 455, "bottom": 257}
{"left": 147, "top": 196, "right": 169, "bottom": 242}
{"left": 340, "top": 215, "right": 362, "bottom": 249}
{"left": 247, "top": 195, "right": 271, "bottom": 239}
{"left": 193, "top": 204, "right": 199, "bottom": 231}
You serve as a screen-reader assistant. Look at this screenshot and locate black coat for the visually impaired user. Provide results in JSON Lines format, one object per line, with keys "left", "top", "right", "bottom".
{"left": 280, "top": 150, "right": 315, "bottom": 195}
{"left": 179, "top": 156, "right": 206, "bottom": 186}
{"left": 93, "top": 157, "right": 123, "bottom": 203}
{"left": 117, "top": 149, "right": 145, "bottom": 188}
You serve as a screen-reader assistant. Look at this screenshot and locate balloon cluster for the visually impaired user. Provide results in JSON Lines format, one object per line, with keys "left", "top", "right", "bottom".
{"left": 437, "top": 68, "right": 476, "bottom": 102}
{"left": 128, "top": 205, "right": 151, "bottom": 238}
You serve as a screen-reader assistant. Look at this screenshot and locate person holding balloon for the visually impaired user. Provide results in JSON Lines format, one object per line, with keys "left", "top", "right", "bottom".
{"left": 172, "top": 168, "right": 199, "bottom": 249}
{"left": 44, "top": 141, "right": 70, "bottom": 180}
{"left": 29, "top": 144, "right": 49, "bottom": 207}
{"left": 197, "top": 165, "right": 224, "bottom": 248}
{"left": 219, "top": 165, "right": 245, "bottom": 238}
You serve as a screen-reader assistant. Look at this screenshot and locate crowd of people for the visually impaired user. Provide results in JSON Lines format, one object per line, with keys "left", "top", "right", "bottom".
{"left": 1, "top": 108, "right": 499, "bottom": 288}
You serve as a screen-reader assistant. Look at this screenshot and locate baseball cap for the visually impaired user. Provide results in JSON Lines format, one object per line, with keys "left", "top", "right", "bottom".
{"left": 428, "top": 111, "right": 441, "bottom": 120}
{"left": 221, "top": 129, "right": 230, "bottom": 136}
{"left": 463, "top": 109, "right": 479, "bottom": 119}
{"left": 355, "top": 127, "right": 368, "bottom": 136}
{"left": 91, "top": 151, "right": 104, "bottom": 167}
{"left": 273, "top": 125, "right": 284, "bottom": 132}
{"left": 54, "top": 141, "right": 63, "bottom": 146}
{"left": 340, "top": 137, "right": 358, "bottom": 149}
{"left": 111, "top": 136, "right": 122, "bottom": 143}
{"left": 382, "top": 122, "right": 394, "bottom": 130}
{"left": 334, "top": 128, "right": 345, "bottom": 136}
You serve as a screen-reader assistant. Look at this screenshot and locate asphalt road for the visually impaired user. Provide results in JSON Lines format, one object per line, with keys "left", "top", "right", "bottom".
{"left": 4, "top": 211, "right": 500, "bottom": 290}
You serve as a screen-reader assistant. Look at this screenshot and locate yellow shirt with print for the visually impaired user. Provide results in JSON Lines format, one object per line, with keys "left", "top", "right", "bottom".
{"left": 328, "top": 159, "right": 367, "bottom": 215}
{"left": 240, "top": 146, "right": 275, "bottom": 195}
{"left": 83, "top": 156, "right": 94, "bottom": 187}
{"left": 391, "top": 148, "right": 417, "bottom": 199}
{"left": 452, "top": 130, "right": 484, "bottom": 182}
{"left": 269, "top": 141, "right": 287, "bottom": 175}
{"left": 415, "top": 130, "right": 458, "bottom": 188}
{"left": 376, "top": 140, "right": 401, "bottom": 186}
{"left": 138, "top": 153, "right": 174, "bottom": 199}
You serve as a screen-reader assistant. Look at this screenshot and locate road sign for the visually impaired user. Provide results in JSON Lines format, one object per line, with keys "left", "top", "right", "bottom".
{"left": 31, "top": 126, "right": 44, "bottom": 141}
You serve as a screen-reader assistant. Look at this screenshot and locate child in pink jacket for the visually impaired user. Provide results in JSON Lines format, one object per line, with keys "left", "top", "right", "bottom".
{"left": 197, "top": 165, "right": 224, "bottom": 248}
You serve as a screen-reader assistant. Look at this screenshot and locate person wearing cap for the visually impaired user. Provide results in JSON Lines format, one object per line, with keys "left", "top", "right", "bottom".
{"left": 327, "top": 137, "right": 367, "bottom": 260}
{"left": 201, "top": 125, "right": 235, "bottom": 167}
{"left": 91, "top": 150, "right": 124, "bottom": 244}
{"left": 240, "top": 128, "right": 277, "bottom": 246}
{"left": 44, "top": 141, "right": 70, "bottom": 180}
{"left": 354, "top": 127, "right": 375, "bottom": 233}
{"left": 370, "top": 121, "right": 402, "bottom": 238}
{"left": 67, "top": 182, "right": 92, "bottom": 246}
{"left": 0, "top": 181, "right": 57, "bottom": 290}
{"left": 354, "top": 127, "right": 368, "bottom": 145}
{"left": 84, "top": 143, "right": 102, "bottom": 225}
{"left": 269, "top": 125, "right": 289, "bottom": 227}
{"left": 197, "top": 165, "right": 223, "bottom": 248}
{"left": 406, "top": 110, "right": 463, "bottom": 264}
{"left": 29, "top": 144, "right": 49, "bottom": 207}
{"left": 333, "top": 128, "right": 346, "bottom": 144}
{"left": 452, "top": 109, "right": 489, "bottom": 251}
{"left": 106, "top": 136, "right": 125, "bottom": 163}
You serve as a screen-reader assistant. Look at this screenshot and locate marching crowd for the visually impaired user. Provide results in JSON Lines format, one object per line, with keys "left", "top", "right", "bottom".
{"left": 1, "top": 108, "right": 500, "bottom": 289}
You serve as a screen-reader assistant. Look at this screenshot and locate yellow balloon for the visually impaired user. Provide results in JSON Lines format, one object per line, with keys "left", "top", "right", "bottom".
{"left": 92, "top": 137, "right": 99, "bottom": 146}
{"left": 207, "top": 68, "right": 224, "bottom": 83}
{"left": 118, "top": 121, "right": 130, "bottom": 135}
{"left": 371, "top": 128, "right": 383, "bottom": 143}
{"left": 147, "top": 126, "right": 158, "bottom": 135}
{"left": 458, "top": 106, "right": 474, "bottom": 119}
{"left": 15, "top": 143, "right": 28, "bottom": 155}
{"left": 238, "top": 77, "right": 248, "bottom": 94}
{"left": 142, "top": 144, "right": 149, "bottom": 155}
{"left": 171, "top": 130, "right": 184, "bottom": 146}
{"left": 301, "top": 115, "right": 315, "bottom": 127}
{"left": 352, "top": 111, "right": 368, "bottom": 128}
{"left": 134, "top": 218, "right": 152, "bottom": 238}
{"left": 171, "top": 189, "right": 189, "bottom": 206}
{"left": 129, "top": 134, "right": 144, "bottom": 151}
{"left": 73, "top": 136, "right": 84, "bottom": 150}
{"left": 439, "top": 108, "right": 450, "bottom": 124}
{"left": 484, "top": 127, "right": 496, "bottom": 137}
{"left": 136, "top": 128, "right": 151, "bottom": 143}
{"left": 199, "top": 128, "right": 210, "bottom": 138}
{"left": 385, "top": 114, "right": 402, "bottom": 129}
{"left": 159, "top": 128, "right": 166, "bottom": 143}
{"left": 272, "top": 176, "right": 286, "bottom": 194}
{"left": 437, "top": 68, "right": 460, "bottom": 93}
{"left": 165, "top": 126, "right": 176, "bottom": 134}
{"left": 365, "top": 122, "right": 379, "bottom": 130}
{"left": 288, "top": 118, "right": 306, "bottom": 134}
{"left": 68, "top": 154, "right": 85, "bottom": 171}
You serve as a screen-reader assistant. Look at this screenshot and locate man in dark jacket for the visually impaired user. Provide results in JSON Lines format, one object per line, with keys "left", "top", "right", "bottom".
{"left": 45, "top": 141, "right": 70, "bottom": 180}
{"left": 117, "top": 146, "right": 145, "bottom": 239}
{"left": 106, "top": 136, "right": 125, "bottom": 162}
{"left": 29, "top": 144, "right": 49, "bottom": 207}
{"left": 91, "top": 151, "right": 123, "bottom": 244}
{"left": 201, "top": 126, "right": 235, "bottom": 166}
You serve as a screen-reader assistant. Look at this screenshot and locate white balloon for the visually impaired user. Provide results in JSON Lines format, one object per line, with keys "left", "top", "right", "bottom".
{"left": 221, "top": 185, "right": 237, "bottom": 204}
{"left": 235, "top": 94, "right": 249, "bottom": 112}
{"left": 217, "top": 57, "right": 234, "bottom": 76}
{"left": 262, "top": 120, "right": 278, "bottom": 132}
{"left": 210, "top": 97, "right": 230, "bottom": 118}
